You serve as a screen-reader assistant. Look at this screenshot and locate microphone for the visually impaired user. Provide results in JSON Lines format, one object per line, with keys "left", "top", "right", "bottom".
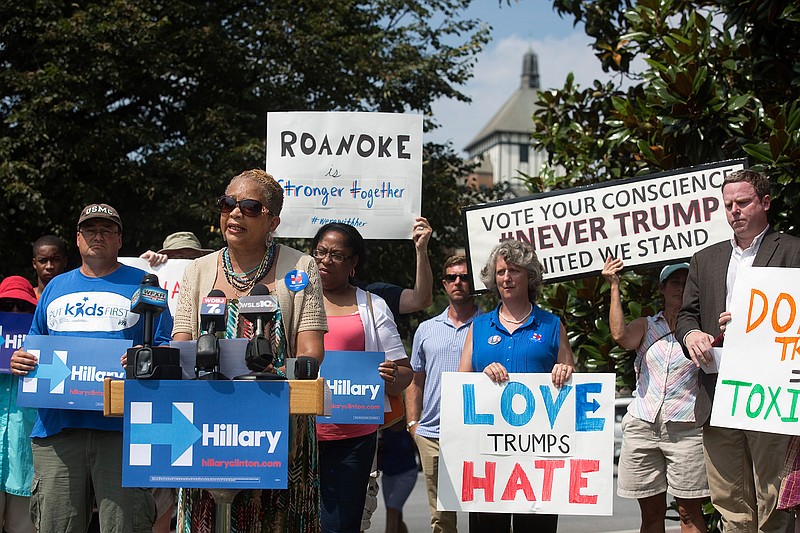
{"left": 130, "top": 273, "right": 168, "bottom": 347}
{"left": 238, "top": 284, "right": 278, "bottom": 373}
{"left": 127, "top": 273, "right": 181, "bottom": 380}
{"left": 195, "top": 289, "right": 228, "bottom": 380}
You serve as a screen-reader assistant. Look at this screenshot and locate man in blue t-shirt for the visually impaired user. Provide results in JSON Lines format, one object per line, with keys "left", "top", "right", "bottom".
{"left": 11, "top": 203, "right": 172, "bottom": 533}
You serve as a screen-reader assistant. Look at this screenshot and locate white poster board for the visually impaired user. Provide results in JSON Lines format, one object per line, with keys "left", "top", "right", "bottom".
{"left": 711, "top": 267, "right": 800, "bottom": 435}
{"left": 438, "top": 372, "right": 615, "bottom": 515}
{"left": 119, "top": 258, "right": 191, "bottom": 318}
{"left": 266, "top": 111, "right": 423, "bottom": 239}
{"left": 463, "top": 159, "right": 745, "bottom": 289}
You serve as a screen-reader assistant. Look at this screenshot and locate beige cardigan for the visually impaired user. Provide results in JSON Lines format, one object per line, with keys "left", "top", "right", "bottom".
{"left": 172, "top": 245, "right": 327, "bottom": 356}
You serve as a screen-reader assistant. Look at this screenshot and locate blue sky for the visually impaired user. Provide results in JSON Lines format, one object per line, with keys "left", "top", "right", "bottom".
{"left": 426, "top": 1, "right": 614, "bottom": 154}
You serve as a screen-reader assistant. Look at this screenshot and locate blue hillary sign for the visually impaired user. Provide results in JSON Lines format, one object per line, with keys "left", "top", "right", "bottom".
{"left": 123, "top": 380, "right": 289, "bottom": 489}
{"left": 16, "top": 335, "right": 131, "bottom": 410}
{"left": 318, "top": 350, "right": 385, "bottom": 424}
{"left": 0, "top": 312, "right": 33, "bottom": 373}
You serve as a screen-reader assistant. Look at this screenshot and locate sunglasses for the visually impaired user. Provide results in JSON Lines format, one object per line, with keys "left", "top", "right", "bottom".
{"left": 0, "top": 299, "right": 36, "bottom": 313}
{"left": 216, "top": 195, "right": 268, "bottom": 217}
{"left": 443, "top": 273, "right": 471, "bottom": 283}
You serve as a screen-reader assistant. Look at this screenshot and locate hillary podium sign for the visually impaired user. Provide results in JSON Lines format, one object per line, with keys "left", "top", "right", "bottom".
{"left": 16, "top": 335, "right": 131, "bottom": 410}
{"left": 123, "top": 380, "right": 289, "bottom": 489}
{"left": 318, "top": 350, "right": 385, "bottom": 424}
{"left": 0, "top": 312, "right": 33, "bottom": 373}
{"left": 438, "top": 373, "right": 615, "bottom": 515}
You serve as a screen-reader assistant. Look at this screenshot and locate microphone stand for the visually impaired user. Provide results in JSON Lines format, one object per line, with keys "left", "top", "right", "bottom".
{"left": 208, "top": 487, "right": 240, "bottom": 533}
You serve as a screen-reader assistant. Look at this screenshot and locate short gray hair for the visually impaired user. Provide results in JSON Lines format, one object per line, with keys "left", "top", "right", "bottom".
{"left": 480, "top": 240, "right": 544, "bottom": 302}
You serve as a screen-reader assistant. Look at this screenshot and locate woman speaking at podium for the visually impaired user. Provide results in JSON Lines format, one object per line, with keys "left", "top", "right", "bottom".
{"left": 171, "top": 169, "right": 327, "bottom": 532}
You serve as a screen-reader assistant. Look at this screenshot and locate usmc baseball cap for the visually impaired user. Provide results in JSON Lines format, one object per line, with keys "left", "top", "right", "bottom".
{"left": 77, "top": 203, "right": 122, "bottom": 231}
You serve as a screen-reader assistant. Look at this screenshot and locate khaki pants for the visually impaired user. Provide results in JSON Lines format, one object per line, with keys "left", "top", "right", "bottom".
{"left": 414, "top": 434, "right": 457, "bottom": 533}
{"left": 703, "top": 424, "right": 794, "bottom": 533}
{"left": 31, "top": 429, "right": 155, "bottom": 533}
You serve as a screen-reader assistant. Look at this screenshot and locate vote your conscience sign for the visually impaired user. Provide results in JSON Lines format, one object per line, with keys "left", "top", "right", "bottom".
{"left": 463, "top": 159, "right": 745, "bottom": 289}
{"left": 123, "top": 380, "right": 289, "bottom": 489}
{"left": 711, "top": 267, "right": 800, "bottom": 434}
{"left": 438, "top": 373, "right": 615, "bottom": 515}
{"left": 17, "top": 335, "right": 131, "bottom": 410}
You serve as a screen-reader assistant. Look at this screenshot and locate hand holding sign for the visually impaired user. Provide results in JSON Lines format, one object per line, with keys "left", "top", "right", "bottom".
{"left": 10, "top": 348, "right": 38, "bottom": 376}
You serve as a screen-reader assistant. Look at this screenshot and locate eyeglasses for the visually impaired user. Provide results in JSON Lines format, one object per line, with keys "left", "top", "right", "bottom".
{"left": 311, "top": 249, "right": 351, "bottom": 263}
{"left": 217, "top": 195, "right": 268, "bottom": 217}
{"left": 0, "top": 299, "right": 36, "bottom": 313}
{"left": 443, "top": 273, "right": 471, "bottom": 283}
{"left": 78, "top": 228, "right": 119, "bottom": 239}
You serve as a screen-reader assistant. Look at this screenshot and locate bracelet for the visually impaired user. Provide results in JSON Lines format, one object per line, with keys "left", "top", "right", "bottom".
{"left": 406, "top": 420, "right": 419, "bottom": 429}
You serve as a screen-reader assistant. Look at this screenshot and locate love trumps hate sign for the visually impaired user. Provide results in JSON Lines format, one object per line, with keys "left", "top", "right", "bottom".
{"left": 437, "top": 373, "right": 615, "bottom": 515}
{"left": 711, "top": 267, "right": 800, "bottom": 435}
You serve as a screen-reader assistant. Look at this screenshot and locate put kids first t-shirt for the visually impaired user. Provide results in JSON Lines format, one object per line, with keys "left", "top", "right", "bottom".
{"left": 27, "top": 264, "right": 173, "bottom": 438}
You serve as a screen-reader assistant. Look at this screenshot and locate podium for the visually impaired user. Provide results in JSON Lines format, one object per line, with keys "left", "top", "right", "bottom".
{"left": 104, "top": 336, "right": 331, "bottom": 533}
{"left": 105, "top": 378, "right": 329, "bottom": 533}
{"left": 103, "top": 377, "right": 329, "bottom": 417}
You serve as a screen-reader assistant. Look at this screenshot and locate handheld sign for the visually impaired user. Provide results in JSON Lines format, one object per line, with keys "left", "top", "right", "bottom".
{"left": 119, "top": 257, "right": 192, "bottom": 317}
{"left": 0, "top": 312, "right": 33, "bottom": 373}
{"left": 317, "top": 350, "right": 385, "bottom": 424}
{"left": 123, "top": 379, "right": 289, "bottom": 489}
{"left": 711, "top": 267, "right": 800, "bottom": 435}
{"left": 437, "top": 372, "right": 615, "bottom": 515}
{"left": 266, "top": 111, "right": 423, "bottom": 239}
{"left": 17, "top": 335, "right": 132, "bottom": 410}
{"left": 463, "top": 159, "right": 746, "bottom": 288}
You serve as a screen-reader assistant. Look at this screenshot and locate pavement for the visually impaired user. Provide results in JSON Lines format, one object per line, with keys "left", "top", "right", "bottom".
{"left": 366, "top": 471, "right": 684, "bottom": 533}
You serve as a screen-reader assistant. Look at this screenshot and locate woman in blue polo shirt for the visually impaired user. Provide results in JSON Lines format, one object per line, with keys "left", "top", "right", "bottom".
{"left": 458, "top": 239, "right": 575, "bottom": 533}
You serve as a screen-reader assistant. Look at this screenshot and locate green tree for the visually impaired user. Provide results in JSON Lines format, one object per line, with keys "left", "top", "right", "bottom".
{"left": 0, "top": 0, "right": 489, "bottom": 278}
{"left": 529, "top": 0, "right": 800, "bottom": 387}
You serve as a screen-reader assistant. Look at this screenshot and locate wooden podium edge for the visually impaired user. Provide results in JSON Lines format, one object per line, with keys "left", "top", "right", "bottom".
{"left": 104, "top": 377, "right": 329, "bottom": 417}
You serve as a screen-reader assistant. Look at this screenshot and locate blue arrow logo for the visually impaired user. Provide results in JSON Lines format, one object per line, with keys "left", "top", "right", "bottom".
{"left": 129, "top": 404, "right": 202, "bottom": 463}
{"left": 29, "top": 351, "right": 72, "bottom": 392}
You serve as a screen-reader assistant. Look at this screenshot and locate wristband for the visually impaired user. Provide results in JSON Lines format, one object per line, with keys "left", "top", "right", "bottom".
{"left": 406, "top": 420, "right": 419, "bottom": 430}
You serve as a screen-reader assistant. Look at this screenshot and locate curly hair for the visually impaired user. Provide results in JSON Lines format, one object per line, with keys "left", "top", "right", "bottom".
{"left": 480, "top": 240, "right": 544, "bottom": 302}
{"left": 310, "top": 223, "right": 366, "bottom": 279}
{"left": 33, "top": 235, "right": 68, "bottom": 256}
{"left": 227, "top": 169, "right": 284, "bottom": 216}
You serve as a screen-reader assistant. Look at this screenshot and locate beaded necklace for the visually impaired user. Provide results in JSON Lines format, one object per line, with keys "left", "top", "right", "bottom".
{"left": 222, "top": 241, "right": 276, "bottom": 295}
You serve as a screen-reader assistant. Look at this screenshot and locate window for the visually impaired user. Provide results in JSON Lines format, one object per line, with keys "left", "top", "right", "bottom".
{"left": 519, "top": 144, "right": 529, "bottom": 163}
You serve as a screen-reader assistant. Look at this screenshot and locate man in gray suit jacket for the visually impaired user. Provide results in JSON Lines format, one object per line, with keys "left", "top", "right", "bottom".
{"left": 677, "top": 169, "right": 800, "bottom": 533}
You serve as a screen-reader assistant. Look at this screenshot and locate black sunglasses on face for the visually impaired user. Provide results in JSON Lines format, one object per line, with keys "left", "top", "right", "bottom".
{"left": 443, "top": 273, "right": 471, "bottom": 283}
{"left": 0, "top": 299, "right": 36, "bottom": 313}
{"left": 216, "top": 195, "right": 268, "bottom": 217}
